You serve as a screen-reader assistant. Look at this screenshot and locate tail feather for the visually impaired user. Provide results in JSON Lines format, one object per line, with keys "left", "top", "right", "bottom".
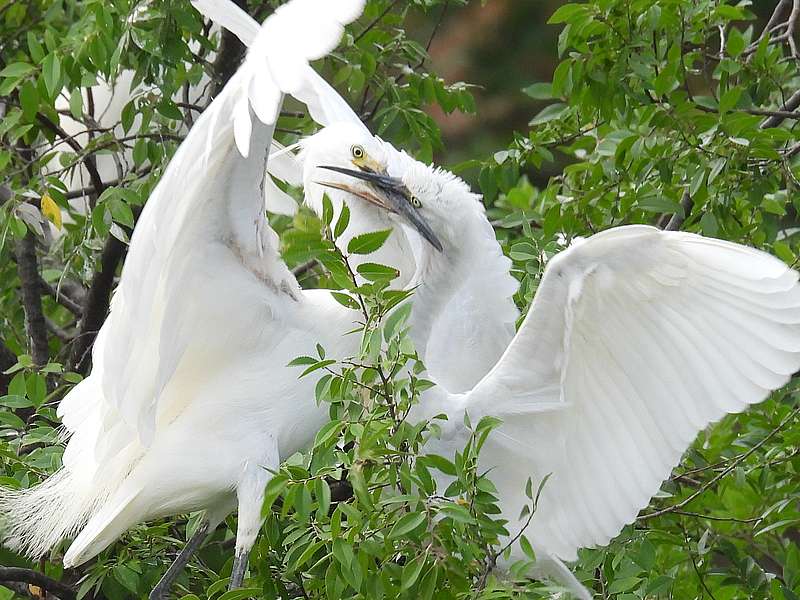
{"left": 0, "top": 469, "right": 98, "bottom": 559}
{"left": 63, "top": 485, "right": 142, "bottom": 567}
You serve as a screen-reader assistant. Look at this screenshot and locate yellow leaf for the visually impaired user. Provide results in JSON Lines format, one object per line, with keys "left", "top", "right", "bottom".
{"left": 41, "top": 192, "right": 62, "bottom": 230}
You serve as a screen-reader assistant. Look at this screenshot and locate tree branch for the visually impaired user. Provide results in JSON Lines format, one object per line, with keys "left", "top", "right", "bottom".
{"left": 35, "top": 113, "right": 105, "bottom": 203}
{"left": 39, "top": 278, "right": 83, "bottom": 316}
{"left": 0, "top": 341, "right": 16, "bottom": 396}
{"left": 16, "top": 232, "right": 49, "bottom": 368}
{"left": 0, "top": 567, "right": 76, "bottom": 600}
{"left": 68, "top": 233, "right": 127, "bottom": 375}
{"left": 210, "top": 0, "right": 248, "bottom": 97}
{"left": 760, "top": 89, "right": 800, "bottom": 129}
{"left": 664, "top": 190, "right": 693, "bottom": 231}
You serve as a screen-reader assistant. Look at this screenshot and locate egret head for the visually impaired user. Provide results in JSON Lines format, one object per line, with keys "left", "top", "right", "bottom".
{"left": 300, "top": 123, "right": 445, "bottom": 253}
{"left": 317, "top": 155, "right": 481, "bottom": 254}
{"left": 299, "top": 122, "right": 387, "bottom": 214}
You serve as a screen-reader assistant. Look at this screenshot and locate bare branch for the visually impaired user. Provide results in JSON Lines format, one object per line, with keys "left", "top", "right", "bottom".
{"left": 0, "top": 342, "right": 16, "bottom": 395}
{"left": 39, "top": 278, "right": 83, "bottom": 316}
{"left": 210, "top": 0, "right": 248, "bottom": 97}
{"left": 35, "top": 113, "right": 105, "bottom": 203}
{"left": 0, "top": 567, "right": 76, "bottom": 600}
{"left": 68, "top": 233, "right": 127, "bottom": 374}
{"left": 664, "top": 190, "right": 693, "bottom": 231}
{"left": 760, "top": 89, "right": 800, "bottom": 129}
{"left": 16, "top": 232, "right": 49, "bottom": 368}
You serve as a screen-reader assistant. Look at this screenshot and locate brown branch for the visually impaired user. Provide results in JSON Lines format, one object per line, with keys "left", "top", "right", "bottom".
{"left": 354, "top": 0, "right": 402, "bottom": 43}
{"left": 364, "top": 0, "right": 450, "bottom": 122}
{"left": 16, "top": 232, "right": 49, "bottom": 367}
{"left": 0, "top": 567, "right": 76, "bottom": 600}
{"left": 39, "top": 278, "right": 83, "bottom": 316}
{"left": 63, "top": 166, "right": 153, "bottom": 200}
{"left": 68, "top": 233, "right": 127, "bottom": 375}
{"left": 760, "top": 89, "right": 800, "bottom": 129}
{"left": 664, "top": 190, "right": 693, "bottom": 231}
{"left": 210, "top": 0, "right": 248, "bottom": 97}
{"left": 0, "top": 342, "right": 16, "bottom": 395}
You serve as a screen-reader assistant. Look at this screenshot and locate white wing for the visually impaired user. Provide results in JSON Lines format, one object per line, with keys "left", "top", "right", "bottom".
{"left": 193, "top": 0, "right": 370, "bottom": 198}
{"left": 60, "top": 0, "right": 365, "bottom": 455}
{"left": 460, "top": 225, "right": 800, "bottom": 561}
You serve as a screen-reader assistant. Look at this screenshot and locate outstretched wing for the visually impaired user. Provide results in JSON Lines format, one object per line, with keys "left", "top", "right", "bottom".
{"left": 59, "top": 0, "right": 365, "bottom": 458}
{"left": 461, "top": 225, "right": 800, "bottom": 560}
{"left": 193, "top": 0, "right": 369, "bottom": 195}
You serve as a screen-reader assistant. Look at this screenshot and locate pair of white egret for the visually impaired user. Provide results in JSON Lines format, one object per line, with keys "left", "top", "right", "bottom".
{"left": 3, "top": 1, "right": 800, "bottom": 599}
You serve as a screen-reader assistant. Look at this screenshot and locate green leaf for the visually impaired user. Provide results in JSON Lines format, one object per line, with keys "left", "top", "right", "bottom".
{"left": 401, "top": 555, "right": 426, "bottom": 591}
{"left": 331, "top": 291, "right": 360, "bottom": 310}
{"left": 519, "top": 535, "right": 536, "bottom": 561}
{"left": 0, "top": 62, "right": 34, "bottom": 78}
{"left": 112, "top": 564, "right": 140, "bottom": 594}
{"left": 69, "top": 90, "right": 83, "bottom": 120}
{"left": 0, "top": 395, "right": 33, "bottom": 409}
{"left": 322, "top": 194, "right": 334, "bottom": 226}
{"left": 19, "top": 80, "right": 38, "bottom": 122}
{"left": 548, "top": 4, "right": 589, "bottom": 24}
{"left": 42, "top": 53, "right": 61, "bottom": 96}
{"left": 217, "top": 590, "right": 262, "bottom": 600}
{"left": 522, "top": 82, "right": 553, "bottom": 99}
{"left": 383, "top": 302, "right": 412, "bottom": 342}
{"left": 315, "top": 478, "right": 331, "bottom": 519}
{"left": 529, "top": 103, "right": 568, "bottom": 126}
{"left": 719, "top": 87, "right": 742, "bottom": 114}
{"left": 299, "top": 359, "right": 336, "bottom": 378}
{"left": 334, "top": 203, "right": 350, "bottom": 237}
{"left": 356, "top": 262, "right": 399, "bottom": 282}
{"left": 388, "top": 512, "right": 426, "bottom": 540}
{"left": 262, "top": 474, "right": 289, "bottom": 514}
{"left": 347, "top": 229, "right": 392, "bottom": 254}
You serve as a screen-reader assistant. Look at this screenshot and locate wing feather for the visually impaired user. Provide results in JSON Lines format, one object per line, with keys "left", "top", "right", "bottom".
{"left": 460, "top": 225, "right": 800, "bottom": 561}
{"left": 62, "top": 0, "right": 366, "bottom": 459}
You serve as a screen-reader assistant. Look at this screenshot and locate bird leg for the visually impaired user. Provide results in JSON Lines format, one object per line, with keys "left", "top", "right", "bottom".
{"left": 229, "top": 548, "right": 250, "bottom": 589}
{"left": 149, "top": 521, "right": 210, "bottom": 600}
{"left": 228, "top": 438, "right": 278, "bottom": 591}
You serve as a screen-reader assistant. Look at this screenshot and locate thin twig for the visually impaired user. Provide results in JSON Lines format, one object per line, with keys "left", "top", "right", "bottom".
{"left": 354, "top": 0, "right": 401, "bottom": 43}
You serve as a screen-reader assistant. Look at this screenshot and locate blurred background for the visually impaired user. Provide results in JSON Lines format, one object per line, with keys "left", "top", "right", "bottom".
{"left": 421, "top": 1, "right": 777, "bottom": 187}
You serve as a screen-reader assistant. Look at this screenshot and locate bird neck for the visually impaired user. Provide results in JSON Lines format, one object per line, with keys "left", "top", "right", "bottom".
{"left": 407, "top": 204, "right": 491, "bottom": 354}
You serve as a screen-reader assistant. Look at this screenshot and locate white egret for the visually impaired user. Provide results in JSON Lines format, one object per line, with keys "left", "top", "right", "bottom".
{"left": 0, "top": 1, "right": 443, "bottom": 598}
{"left": 320, "top": 161, "right": 800, "bottom": 598}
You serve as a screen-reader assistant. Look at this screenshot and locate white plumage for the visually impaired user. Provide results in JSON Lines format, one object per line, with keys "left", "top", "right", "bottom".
{"left": 0, "top": 1, "right": 371, "bottom": 595}
{"left": 3, "top": 2, "right": 799, "bottom": 600}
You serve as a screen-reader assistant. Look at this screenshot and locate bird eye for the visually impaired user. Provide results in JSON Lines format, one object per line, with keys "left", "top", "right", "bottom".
{"left": 410, "top": 196, "right": 422, "bottom": 208}
{"left": 351, "top": 144, "right": 365, "bottom": 159}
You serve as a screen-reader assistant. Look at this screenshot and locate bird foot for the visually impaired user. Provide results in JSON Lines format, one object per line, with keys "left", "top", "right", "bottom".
{"left": 148, "top": 585, "right": 170, "bottom": 600}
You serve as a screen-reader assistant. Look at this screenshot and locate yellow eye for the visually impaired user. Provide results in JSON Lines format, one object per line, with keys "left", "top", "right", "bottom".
{"left": 410, "top": 196, "right": 422, "bottom": 208}
{"left": 351, "top": 144, "right": 365, "bottom": 159}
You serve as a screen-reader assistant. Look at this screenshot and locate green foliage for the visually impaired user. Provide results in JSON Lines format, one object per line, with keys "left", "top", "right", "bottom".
{"left": 474, "top": 1, "right": 800, "bottom": 598}
{"left": 0, "top": 0, "right": 799, "bottom": 599}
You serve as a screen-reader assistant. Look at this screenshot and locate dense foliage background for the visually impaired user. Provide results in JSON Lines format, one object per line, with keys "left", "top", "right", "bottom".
{"left": 0, "top": 0, "right": 799, "bottom": 598}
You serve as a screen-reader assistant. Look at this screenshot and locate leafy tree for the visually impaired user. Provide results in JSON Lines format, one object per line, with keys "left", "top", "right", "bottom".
{"left": 0, "top": 1, "right": 798, "bottom": 599}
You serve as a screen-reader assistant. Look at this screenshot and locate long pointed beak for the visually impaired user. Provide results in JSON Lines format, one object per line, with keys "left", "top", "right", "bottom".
{"left": 317, "top": 165, "right": 443, "bottom": 252}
